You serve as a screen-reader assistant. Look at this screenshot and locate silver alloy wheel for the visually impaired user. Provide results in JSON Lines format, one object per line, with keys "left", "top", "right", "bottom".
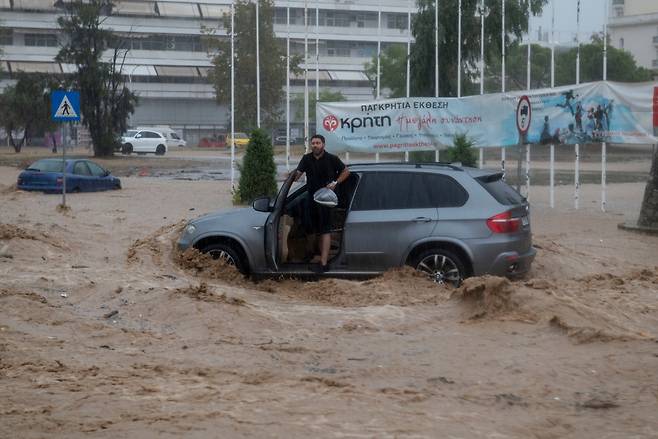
{"left": 416, "top": 253, "right": 461, "bottom": 286}
{"left": 208, "top": 249, "right": 236, "bottom": 266}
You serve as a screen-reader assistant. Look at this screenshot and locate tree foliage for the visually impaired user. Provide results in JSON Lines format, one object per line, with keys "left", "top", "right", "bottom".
{"left": 293, "top": 89, "right": 346, "bottom": 124}
{"left": 410, "top": 0, "right": 547, "bottom": 98}
{"left": 444, "top": 133, "right": 477, "bottom": 166}
{"left": 236, "top": 128, "right": 277, "bottom": 203}
{"left": 56, "top": 0, "right": 137, "bottom": 157}
{"left": 205, "top": 0, "right": 301, "bottom": 132}
{"left": 365, "top": 44, "right": 409, "bottom": 98}
{"left": 0, "top": 73, "right": 60, "bottom": 152}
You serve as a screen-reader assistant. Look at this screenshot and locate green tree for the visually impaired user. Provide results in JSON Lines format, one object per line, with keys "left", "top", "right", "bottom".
{"left": 293, "top": 89, "right": 346, "bottom": 125}
{"left": 236, "top": 128, "right": 277, "bottom": 203}
{"left": 483, "top": 41, "right": 552, "bottom": 92}
{"left": 410, "top": 0, "right": 547, "bottom": 97}
{"left": 364, "top": 44, "right": 409, "bottom": 98}
{"left": 205, "top": 0, "right": 300, "bottom": 132}
{"left": 555, "top": 33, "right": 653, "bottom": 86}
{"left": 0, "top": 73, "right": 59, "bottom": 152}
{"left": 56, "top": 0, "right": 137, "bottom": 157}
{"left": 444, "top": 133, "right": 477, "bottom": 166}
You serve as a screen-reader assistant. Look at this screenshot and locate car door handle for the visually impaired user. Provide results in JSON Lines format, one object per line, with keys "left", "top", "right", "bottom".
{"left": 412, "top": 217, "right": 432, "bottom": 223}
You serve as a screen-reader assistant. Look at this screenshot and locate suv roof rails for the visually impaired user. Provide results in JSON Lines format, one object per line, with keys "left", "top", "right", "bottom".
{"left": 348, "top": 161, "right": 463, "bottom": 171}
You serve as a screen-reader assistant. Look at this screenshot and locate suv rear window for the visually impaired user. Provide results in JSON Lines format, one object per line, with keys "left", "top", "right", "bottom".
{"left": 476, "top": 173, "right": 524, "bottom": 205}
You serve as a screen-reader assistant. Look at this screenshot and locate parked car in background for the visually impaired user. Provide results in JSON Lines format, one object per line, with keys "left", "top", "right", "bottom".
{"left": 199, "top": 134, "right": 227, "bottom": 148}
{"left": 178, "top": 162, "right": 536, "bottom": 286}
{"left": 121, "top": 129, "right": 168, "bottom": 155}
{"left": 17, "top": 159, "right": 121, "bottom": 193}
{"left": 227, "top": 132, "right": 250, "bottom": 148}
{"left": 136, "top": 126, "right": 186, "bottom": 148}
{"left": 274, "top": 135, "right": 297, "bottom": 145}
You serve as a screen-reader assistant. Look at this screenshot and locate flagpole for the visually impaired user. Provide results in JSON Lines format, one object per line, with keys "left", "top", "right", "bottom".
{"left": 501, "top": 0, "right": 506, "bottom": 179}
{"left": 304, "top": 0, "right": 309, "bottom": 152}
{"left": 457, "top": 0, "right": 462, "bottom": 98}
{"left": 602, "top": 0, "right": 608, "bottom": 212}
{"left": 405, "top": 0, "right": 411, "bottom": 163}
{"left": 575, "top": 0, "right": 581, "bottom": 209}
{"left": 255, "top": 0, "right": 260, "bottom": 128}
{"left": 479, "top": 0, "right": 485, "bottom": 168}
{"left": 230, "top": 0, "right": 235, "bottom": 190}
{"left": 549, "top": 0, "right": 555, "bottom": 208}
{"left": 434, "top": 0, "right": 440, "bottom": 162}
{"left": 315, "top": 2, "right": 319, "bottom": 101}
{"left": 376, "top": 6, "right": 381, "bottom": 163}
{"left": 525, "top": 0, "right": 531, "bottom": 200}
{"left": 286, "top": 5, "right": 290, "bottom": 171}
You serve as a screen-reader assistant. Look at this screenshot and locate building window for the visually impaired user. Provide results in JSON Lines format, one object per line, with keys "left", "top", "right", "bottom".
{"left": 24, "top": 33, "right": 58, "bottom": 47}
{"left": 387, "top": 13, "right": 407, "bottom": 30}
{"left": 619, "top": 37, "right": 624, "bottom": 49}
{"left": 274, "top": 8, "right": 287, "bottom": 25}
{"left": 0, "top": 29, "right": 12, "bottom": 45}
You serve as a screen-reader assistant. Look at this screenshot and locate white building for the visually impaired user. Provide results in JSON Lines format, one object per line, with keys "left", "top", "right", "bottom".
{"left": 0, "top": 0, "right": 414, "bottom": 143}
{"left": 608, "top": 0, "right": 658, "bottom": 71}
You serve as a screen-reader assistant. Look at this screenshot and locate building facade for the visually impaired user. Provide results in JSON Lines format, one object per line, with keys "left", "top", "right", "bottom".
{"left": 0, "top": 0, "right": 415, "bottom": 144}
{"left": 608, "top": 0, "right": 658, "bottom": 71}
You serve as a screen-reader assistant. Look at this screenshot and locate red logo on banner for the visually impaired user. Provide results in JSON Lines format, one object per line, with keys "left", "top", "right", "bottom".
{"left": 323, "top": 115, "right": 339, "bottom": 132}
{"left": 653, "top": 87, "right": 658, "bottom": 128}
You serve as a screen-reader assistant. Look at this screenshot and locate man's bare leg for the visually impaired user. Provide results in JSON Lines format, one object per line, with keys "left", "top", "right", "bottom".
{"left": 320, "top": 233, "right": 331, "bottom": 266}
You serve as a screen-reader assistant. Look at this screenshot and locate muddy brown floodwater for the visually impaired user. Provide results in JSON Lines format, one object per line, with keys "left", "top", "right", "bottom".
{"left": 1, "top": 159, "right": 658, "bottom": 438}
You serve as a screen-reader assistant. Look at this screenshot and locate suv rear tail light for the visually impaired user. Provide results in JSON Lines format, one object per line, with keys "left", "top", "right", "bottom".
{"left": 487, "top": 210, "right": 521, "bottom": 233}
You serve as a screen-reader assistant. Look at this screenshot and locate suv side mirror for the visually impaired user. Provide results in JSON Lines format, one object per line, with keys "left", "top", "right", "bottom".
{"left": 252, "top": 197, "right": 271, "bottom": 212}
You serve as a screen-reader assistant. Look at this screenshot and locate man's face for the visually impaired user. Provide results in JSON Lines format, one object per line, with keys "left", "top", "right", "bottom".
{"left": 311, "top": 137, "right": 325, "bottom": 157}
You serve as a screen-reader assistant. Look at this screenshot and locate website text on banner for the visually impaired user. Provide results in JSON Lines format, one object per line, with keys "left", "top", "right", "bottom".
{"left": 316, "top": 81, "right": 658, "bottom": 154}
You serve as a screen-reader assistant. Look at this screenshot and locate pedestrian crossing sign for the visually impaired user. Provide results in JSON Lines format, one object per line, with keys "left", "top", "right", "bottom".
{"left": 51, "top": 90, "right": 81, "bottom": 122}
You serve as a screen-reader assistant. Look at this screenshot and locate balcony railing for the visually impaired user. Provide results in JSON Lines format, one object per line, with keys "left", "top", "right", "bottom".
{"left": 652, "top": 59, "right": 658, "bottom": 68}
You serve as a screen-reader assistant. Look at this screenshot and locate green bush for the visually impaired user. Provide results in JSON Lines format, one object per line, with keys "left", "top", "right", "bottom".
{"left": 444, "top": 133, "right": 477, "bottom": 167}
{"left": 235, "top": 128, "right": 277, "bottom": 204}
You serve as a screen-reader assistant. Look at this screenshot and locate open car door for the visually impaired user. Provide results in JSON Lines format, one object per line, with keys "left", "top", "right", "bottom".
{"left": 264, "top": 172, "right": 297, "bottom": 271}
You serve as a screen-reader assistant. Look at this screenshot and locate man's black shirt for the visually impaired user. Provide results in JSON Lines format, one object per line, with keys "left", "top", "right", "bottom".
{"left": 296, "top": 151, "right": 345, "bottom": 194}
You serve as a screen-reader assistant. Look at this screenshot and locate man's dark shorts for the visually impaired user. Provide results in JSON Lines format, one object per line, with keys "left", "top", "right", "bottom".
{"left": 310, "top": 197, "right": 332, "bottom": 234}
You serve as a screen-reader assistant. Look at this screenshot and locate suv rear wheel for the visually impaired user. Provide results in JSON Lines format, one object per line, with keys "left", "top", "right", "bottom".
{"left": 413, "top": 248, "right": 465, "bottom": 287}
{"left": 200, "top": 243, "right": 246, "bottom": 274}
{"left": 155, "top": 144, "right": 166, "bottom": 155}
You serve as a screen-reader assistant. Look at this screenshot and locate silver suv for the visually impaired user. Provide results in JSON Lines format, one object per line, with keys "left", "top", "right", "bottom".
{"left": 177, "top": 163, "right": 536, "bottom": 285}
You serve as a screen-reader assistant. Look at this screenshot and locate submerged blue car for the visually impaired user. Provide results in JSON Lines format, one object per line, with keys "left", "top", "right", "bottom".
{"left": 17, "top": 158, "right": 121, "bottom": 193}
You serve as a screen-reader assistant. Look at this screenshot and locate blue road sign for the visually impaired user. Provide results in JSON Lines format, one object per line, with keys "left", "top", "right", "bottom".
{"left": 51, "top": 90, "right": 81, "bottom": 122}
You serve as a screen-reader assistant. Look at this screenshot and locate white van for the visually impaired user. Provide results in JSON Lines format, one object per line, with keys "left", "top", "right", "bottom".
{"left": 136, "top": 126, "right": 186, "bottom": 148}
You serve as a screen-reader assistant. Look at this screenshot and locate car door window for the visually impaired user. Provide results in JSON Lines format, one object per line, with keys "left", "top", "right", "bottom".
{"left": 144, "top": 131, "right": 159, "bottom": 138}
{"left": 86, "top": 162, "right": 106, "bottom": 177}
{"left": 351, "top": 172, "right": 433, "bottom": 211}
{"left": 423, "top": 174, "right": 469, "bottom": 207}
{"left": 73, "top": 161, "right": 92, "bottom": 176}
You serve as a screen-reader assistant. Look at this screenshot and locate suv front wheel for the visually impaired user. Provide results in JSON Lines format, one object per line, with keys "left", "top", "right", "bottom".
{"left": 200, "top": 243, "right": 246, "bottom": 274}
{"left": 413, "top": 248, "right": 465, "bottom": 287}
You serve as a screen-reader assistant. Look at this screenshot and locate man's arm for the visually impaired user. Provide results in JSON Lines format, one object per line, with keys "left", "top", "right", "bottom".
{"left": 293, "top": 169, "right": 303, "bottom": 181}
{"left": 327, "top": 167, "right": 349, "bottom": 190}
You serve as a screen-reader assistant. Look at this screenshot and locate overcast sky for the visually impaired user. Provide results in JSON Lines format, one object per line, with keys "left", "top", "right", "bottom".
{"left": 529, "top": 0, "right": 607, "bottom": 44}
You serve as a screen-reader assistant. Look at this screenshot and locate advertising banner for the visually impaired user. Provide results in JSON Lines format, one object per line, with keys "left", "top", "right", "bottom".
{"left": 316, "top": 81, "right": 658, "bottom": 153}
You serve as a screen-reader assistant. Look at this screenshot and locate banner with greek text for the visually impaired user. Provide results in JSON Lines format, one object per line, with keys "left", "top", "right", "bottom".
{"left": 316, "top": 81, "right": 658, "bottom": 153}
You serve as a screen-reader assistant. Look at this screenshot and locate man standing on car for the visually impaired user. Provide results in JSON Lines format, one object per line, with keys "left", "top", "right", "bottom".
{"left": 294, "top": 134, "right": 350, "bottom": 273}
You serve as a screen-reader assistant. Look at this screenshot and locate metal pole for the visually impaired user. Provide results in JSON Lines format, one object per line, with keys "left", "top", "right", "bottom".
{"left": 550, "top": 0, "right": 555, "bottom": 208}
{"left": 406, "top": 0, "right": 411, "bottom": 163}
{"left": 457, "top": 0, "right": 462, "bottom": 98}
{"left": 525, "top": 0, "right": 530, "bottom": 198}
{"left": 286, "top": 6, "right": 290, "bottom": 171}
{"left": 230, "top": 0, "right": 235, "bottom": 189}
{"left": 602, "top": 0, "right": 608, "bottom": 212}
{"left": 435, "top": 0, "right": 439, "bottom": 97}
{"left": 479, "top": 0, "right": 484, "bottom": 168}
{"left": 376, "top": 7, "right": 381, "bottom": 163}
{"left": 501, "top": 0, "right": 505, "bottom": 93}
{"left": 575, "top": 0, "right": 580, "bottom": 208}
{"left": 61, "top": 125, "right": 66, "bottom": 206}
{"left": 304, "top": 0, "right": 309, "bottom": 152}
{"left": 315, "top": 2, "right": 319, "bottom": 101}
{"left": 501, "top": 0, "right": 505, "bottom": 176}
{"left": 256, "top": 0, "right": 260, "bottom": 128}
